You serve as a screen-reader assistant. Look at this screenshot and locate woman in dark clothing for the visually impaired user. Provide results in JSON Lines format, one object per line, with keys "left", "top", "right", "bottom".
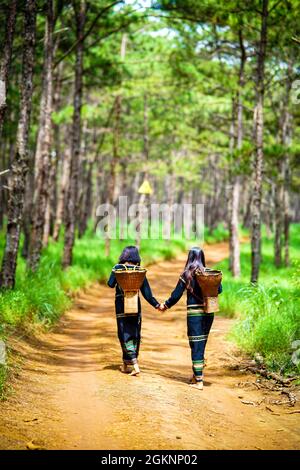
{"left": 108, "top": 246, "right": 160, "bottom": 376}
{"left": 160, "top": 247, "right": 222, "bottom": 390}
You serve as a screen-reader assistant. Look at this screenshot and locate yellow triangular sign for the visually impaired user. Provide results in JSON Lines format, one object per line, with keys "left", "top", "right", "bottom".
{"left": 138, "top": 179, "right": 153, "bottom": 195}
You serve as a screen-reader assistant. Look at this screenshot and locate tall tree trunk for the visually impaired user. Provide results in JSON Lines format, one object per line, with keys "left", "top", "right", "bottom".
{"left": 51, "top": 63, "right": 65, "bottom": 242}
{"left": 242, "top": 185, "right": 252, "bottom": 228}
{"left": 21, "top": 167, "right": 35, "bottom": 258}
{"left": 282, "top": 61, "right": 293, "bottom": 267}
{"left": 77, "top": 127, "right": 86, "bottom": 238}
{"left": 0, "top": 0, "right": 17, "bottom": 136}
{"left": 43, "top": 49, "right": 63, "bottom": 245}
{"left": 27, "top": 0, "right": 54, "bottom": 271}
{"left": 0, "top": 138, "right": 9, "bottom": 229}
{"left": 274, "top": 166, "right": 283, "bottom": 266}
{"left": 53, "top": 146, "right": 71, "bottom": 241}
{"left": 95, "top": 152, "right": 104, "bottom": 209}
{"left": 229, "top": 29, "right": 245, "bottom": 277}
{"left": 166, "top": 169, "right": 176, "bottom": 206}
{"left": 43, "top": 153, "right": 57, "bottom": 246}
{"left": 283, "top": 166, "right": 290, "bottom": 266}
{"left": 78, "top": 159, "right": 93, "bottom": 237}
{"left": 43, "top": 195, "right": 51, "bottom": 247}
{"left": 0, "top": 128, "right": 16, "bottom": 230}
{"left": 250, "top": 0, "right": 268, "bottom": 283}
{"left": 0, "top": 0, "right": 36, "bottom": 289}
{"left": 274, "top": 59, "right": 293, "bottom": 267}
{"left": 229, "top": 177, "right": 241, "bottom": 272}
{"left": 62, "top": 1, "right": 86, "bottom": 268}
{"left": 78, "top": 124, "right": 93, "bottom": 238}
{"left": 264, "top": 182, "right": 274, "bottom": 238}
{"left": 228, "top": 100, "right": 236, "bottom": 271}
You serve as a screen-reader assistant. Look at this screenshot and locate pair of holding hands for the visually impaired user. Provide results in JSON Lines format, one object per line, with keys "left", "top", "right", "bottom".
{"left": 157, "top": 303, "right": 167, "bottom": 312}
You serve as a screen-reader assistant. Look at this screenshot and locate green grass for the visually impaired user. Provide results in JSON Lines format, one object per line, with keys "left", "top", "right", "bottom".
{"left": 217, "top": 224, "right": 300, "bottom": 375}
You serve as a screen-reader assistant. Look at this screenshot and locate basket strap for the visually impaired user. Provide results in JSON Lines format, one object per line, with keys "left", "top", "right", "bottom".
{"left": 118, "top": 264, "right": 144, "bottom": 271}
{"left": 119, "top": 264, "right": 128, "bottom": 271}
{"left": 186, "top": 284, "right": 205, "bottom": 304}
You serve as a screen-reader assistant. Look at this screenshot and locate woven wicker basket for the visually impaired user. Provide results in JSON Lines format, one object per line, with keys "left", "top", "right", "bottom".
{"left": 113, "top": 265, "right": 147, "bottom": 314}
{"left": 114, "top": 265, "right": 147, "bottom": 291}
{"left": 195, "top": 268, "right": 222, "bottom": 313}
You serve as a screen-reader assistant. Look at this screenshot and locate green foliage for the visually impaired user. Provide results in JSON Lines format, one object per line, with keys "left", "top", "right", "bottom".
{"left": 217, "top": 224, "right": 300, "bottom": 374}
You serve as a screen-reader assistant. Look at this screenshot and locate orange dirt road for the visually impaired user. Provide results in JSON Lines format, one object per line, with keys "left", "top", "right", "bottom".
{"left": 0, "top": 242, "right": 299, "bottom": 450}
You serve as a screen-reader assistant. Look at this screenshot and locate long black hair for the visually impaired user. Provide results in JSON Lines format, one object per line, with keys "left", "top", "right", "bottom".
{"left": 119, "top": 245, "right": 141, "bottom": 265}
{"left": 183, "top": 247, "right": 206, "bottom": 290}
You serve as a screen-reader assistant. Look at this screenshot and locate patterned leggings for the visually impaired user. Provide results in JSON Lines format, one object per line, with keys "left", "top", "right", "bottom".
{"left": 187, "top": 308, "right": 214, "bottom": 382}
{"left": 117, "top": 313, "right": 141, "bottom": 365}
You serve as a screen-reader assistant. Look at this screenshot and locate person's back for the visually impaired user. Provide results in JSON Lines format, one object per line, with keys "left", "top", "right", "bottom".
{"left": 160, "top": 247, "right": 223, "bottom": 390}
{"left": 107, "top": 246, "right": 159, "bottom": 376}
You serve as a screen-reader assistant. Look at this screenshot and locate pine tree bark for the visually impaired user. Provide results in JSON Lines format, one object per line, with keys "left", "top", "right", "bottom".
{"left": 0, "top": 0, "right": 36, "bottom": 289}
{"left": 274, "top": 59, "right": 293, "bottom": 267}
{"left": 251, "top": 0, "right": 268, "bottom": 283}
{"left": 264, "top": 182, "right": 274, "bottom": 238}
{"left": 228, "top": 101, "right": 236, "bottom": 271}
{"left": 282, "top": 89, "right": 293, "bottom": 267}
{"left": 21, "top": 168, "right": 35, "bottom": 259}
{"left": 228, "top": 29, "right": 245, "bottom": 278}
{"left": 242, "top": 186, "right": 252, "bottom": 228}
{"left": 78, "top": 159, "right": 93, "bottom": 237}
{"left": 27, "top": 0, "right": 54, "bottom": 271}
{"left": 51, "top": 63, "right": 65, "bottom": 242}
{"left": 274, "top": 164, "right": 283, "bottom": 266}
{"left": 0, "top": 127, "right": 16, "bottom": 230}
{"left": 76, "top": 119, "right": 86, "bottom": 238}
{"left": 283, "top": 168, "right": 290, "bottom": 266}
{"left": 0, "top": 139, "right": 9, "bottom": 229}
{"left": 62, "top": 0, "right": 86, "bottom": 268}
{"left": 43, "top": 153, "right": 57, "bottom": 246}
{"left": 0, "top": 0, "right": 17, "bottom": 136}
{"left": 47, "top": 70, "right": 62, "bottom": 240}
{"left": 53, "top": 146, "right": 71, "bottom": 241}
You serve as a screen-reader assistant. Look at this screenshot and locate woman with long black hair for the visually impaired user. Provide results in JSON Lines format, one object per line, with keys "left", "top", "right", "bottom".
{"left": 108, "top": 245, "right": 160, "bottom": 376}
{"left": 160, "top": 247, "right": 222, "bottom": 390}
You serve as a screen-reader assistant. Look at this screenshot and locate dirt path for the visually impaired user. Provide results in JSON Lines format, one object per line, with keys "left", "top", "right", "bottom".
{"left": 1, "top": 242, "right": 299, "bottom": 450}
